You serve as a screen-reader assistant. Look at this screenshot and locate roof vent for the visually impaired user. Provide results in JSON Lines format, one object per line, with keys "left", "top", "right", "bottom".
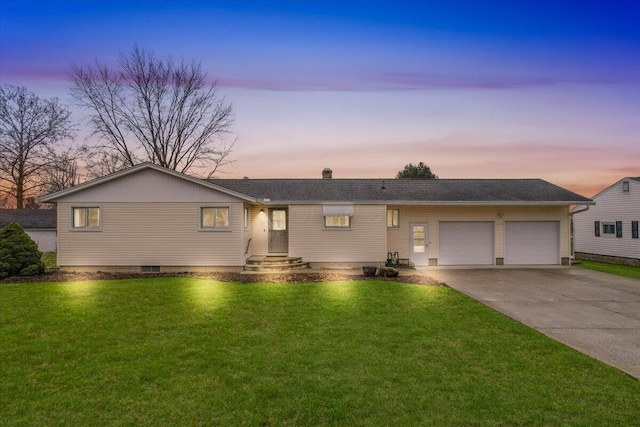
{"left": 243, "top": 176, "right": 249, "bottom": 180}
{"left": 322, "top": 168, "right": 332, "bottom": 179}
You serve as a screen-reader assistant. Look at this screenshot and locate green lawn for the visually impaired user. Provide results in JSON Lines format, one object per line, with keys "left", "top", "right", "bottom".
{"left": 1, "top": 278, "right": 638, "bottom": 426}
{"left": 576, "top": 260, "right": 640, "bottom": 280}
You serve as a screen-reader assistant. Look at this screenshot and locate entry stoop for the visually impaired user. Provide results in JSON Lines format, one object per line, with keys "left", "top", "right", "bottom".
{"left": 244, "top": 256, "right": 310, "bottom": 272}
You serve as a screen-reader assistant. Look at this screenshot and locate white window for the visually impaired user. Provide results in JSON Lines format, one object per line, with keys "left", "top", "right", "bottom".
{"left": 324, "top": 215, "right": 351, "bottom": 228}
{"left": 244, "top": 207, "right": 250, "bottom": 230}
{"left": 201, "top": 207, "right": 230, "bottom": 230}
{"left": 72, "top": 207, "right": 101, "bottom": 230}
{"left": 323, "top": 206, "right": 354, "bottom": 229}
{"left": 387, "top": 208, "right": 399, "bottom": 228}
{"left": 271, "top": 210, "right": 287, "bottom": 230}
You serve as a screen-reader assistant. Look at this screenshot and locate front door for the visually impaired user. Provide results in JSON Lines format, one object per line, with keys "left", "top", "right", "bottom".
{"left": 269, "top": 208, "right": 288, "bottom": 253}
{"left": 410, "top": 223, "right": 429, "bottom": 266}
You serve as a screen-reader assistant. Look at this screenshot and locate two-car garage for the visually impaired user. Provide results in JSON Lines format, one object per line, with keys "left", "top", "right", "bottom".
{"left": 438, "top": 221, "right": 560, "bottom": 265}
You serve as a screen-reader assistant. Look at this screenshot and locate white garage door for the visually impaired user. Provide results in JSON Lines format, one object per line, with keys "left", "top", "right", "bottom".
{"left": 505, "top": 221, "right": 559, "bottom": 265}
{"left": 439, "top": 222, "right": 494, "bottom": 265}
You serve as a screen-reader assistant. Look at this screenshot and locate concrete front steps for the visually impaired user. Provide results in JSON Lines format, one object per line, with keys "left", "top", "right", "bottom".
{"left": 244, "top": 256, "right": 310, "bottom": 272}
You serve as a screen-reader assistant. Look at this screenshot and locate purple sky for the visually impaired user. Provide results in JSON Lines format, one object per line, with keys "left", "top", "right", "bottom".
{"left": 1, "top": 0, "right": 639, "bottom": 196}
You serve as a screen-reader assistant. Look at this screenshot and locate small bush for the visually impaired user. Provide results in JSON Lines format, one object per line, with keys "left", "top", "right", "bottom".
{"left": 20, "top": 263, "right": 45, "bottom": 277}
{"left": 0, "top": 262, "right": 10, "bottom": 279}
{"left": 0, "top": 222, "right": 44, "bottom": 278}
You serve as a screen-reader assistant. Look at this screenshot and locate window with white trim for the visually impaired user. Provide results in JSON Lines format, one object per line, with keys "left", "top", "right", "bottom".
{"left": 72, "top": 207, "right": 101, "bottom": 230}
{"left": 387, "top": 208, "right": 399, "bottom": 228}
{"left": 201, "top": 207, "right": 230, "bottom": 230}
{"left": 324, "top": 215, "right": 351, "bottom": 228}
{"left": 323, "top": 205, "right": 354, "bottom": 229}
{"left": 244, "top": 207, "right": 250, "bottom": 230}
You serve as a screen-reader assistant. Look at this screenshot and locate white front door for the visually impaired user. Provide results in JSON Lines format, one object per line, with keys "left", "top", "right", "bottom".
{"left": 268, "top": 208, "right": 288, "bottom": 253}
{"left": 410, "top": 223, "right": 429, "bottom": 266}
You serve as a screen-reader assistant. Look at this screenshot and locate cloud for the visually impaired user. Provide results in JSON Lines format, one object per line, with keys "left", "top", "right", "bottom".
{"left": 216, "top": 71, "right": 631, "bottom": 92}
{"left": 366, "top": 72, "right": 629, "bottom": 91}
{"left": 216, "top": 77, "right": 357, "bottom": 92}
{"left": 606, "top": 166, "right": 640, "bottom": 175}
{"left": 2, "top": 61, "right": 634, "bottom": 93}
{"left": 0, "top": 69, "right": 70, "bottom": 83}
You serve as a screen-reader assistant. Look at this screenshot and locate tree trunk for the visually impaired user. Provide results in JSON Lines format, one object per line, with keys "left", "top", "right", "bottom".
{"left": 16, "top": 182, "right": 24, "bottom": 209}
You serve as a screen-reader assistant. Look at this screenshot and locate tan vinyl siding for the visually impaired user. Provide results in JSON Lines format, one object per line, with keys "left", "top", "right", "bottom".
{"left": 386, "top": 205, "right": 570, "bottom": 262}
{"left": 574, "top": 179, "right": 640, "bottom": 259}
{"left": 289, "top": 205, "right": 386, "bottom": 262}
{"left": 57, "top": 202, "right": 244, "bottom": 266}
{"left": 57, "top": 168, "right": 241, "bottom": 203}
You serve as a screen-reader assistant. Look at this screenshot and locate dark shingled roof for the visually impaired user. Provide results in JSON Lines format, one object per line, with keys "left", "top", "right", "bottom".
{"left": 208, "top": 178, "right": 592, "bottom": 204}
{"left": 0, "top": 209, "right": 57, "bottom": 229}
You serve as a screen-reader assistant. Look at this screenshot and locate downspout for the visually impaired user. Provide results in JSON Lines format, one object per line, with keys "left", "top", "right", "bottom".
{"left": 569, "top": 205, "right": 591, "bottom": 263}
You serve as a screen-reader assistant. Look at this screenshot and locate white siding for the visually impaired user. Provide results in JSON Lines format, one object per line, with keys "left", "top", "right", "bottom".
{"left": 26, "top": 230, "right": 57, "bottom": 252}
{"left": 289, "top": 205, "right": 387, "bottom": 263}
{"left": 386, "top": 205, "right": 571, "bottom": 264}
{"left": 57, "top": 168, "right": 240, "bottom": 203}
{"left": 57, "top": 202, "right": 245, "bottom": 267}
{"left": 574, "top": 179, "right": 640, "bottom": 259}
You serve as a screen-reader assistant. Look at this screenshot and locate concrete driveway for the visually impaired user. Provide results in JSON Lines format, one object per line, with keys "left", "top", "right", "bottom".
{"left": 425, "top": 267, "right": 640, "bottom": 380}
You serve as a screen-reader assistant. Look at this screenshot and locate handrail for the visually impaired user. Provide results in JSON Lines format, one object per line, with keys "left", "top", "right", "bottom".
{"left": 245, "top": 238, "right": 252, "bottom": 255}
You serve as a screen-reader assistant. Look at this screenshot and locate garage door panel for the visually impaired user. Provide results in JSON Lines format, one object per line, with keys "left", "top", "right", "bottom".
{"left": 439, "top": 222, "right": 494, "bottom": 265}
{"left": 505, "top": 221, "right": 559, "bottom": 265}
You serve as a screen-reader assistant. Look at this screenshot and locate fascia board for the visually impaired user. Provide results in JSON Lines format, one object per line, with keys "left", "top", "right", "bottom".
{"left": 39, "top": 163, "right": 257, "bottom": 203}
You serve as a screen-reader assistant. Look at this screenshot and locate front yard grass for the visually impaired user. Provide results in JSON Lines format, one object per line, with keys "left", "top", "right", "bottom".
{"left": 576, "top": 260, "right": 640, "bottom": 280}
{"left": 1, "top": 278, "right": 638, "bottom": 426}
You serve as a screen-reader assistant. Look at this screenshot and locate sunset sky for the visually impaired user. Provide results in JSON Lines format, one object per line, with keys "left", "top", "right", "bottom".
{"left": 1, "top": 0, "right": 638, "bottom": 197}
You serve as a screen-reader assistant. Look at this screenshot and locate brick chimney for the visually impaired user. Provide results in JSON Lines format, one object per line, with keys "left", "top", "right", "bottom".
{"left": 322, "top": 168, "right": 332, "bottom": 179}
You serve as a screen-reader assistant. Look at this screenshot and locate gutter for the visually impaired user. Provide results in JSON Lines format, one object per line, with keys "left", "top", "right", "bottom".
{"left": 570, "top": 205, "right": 590, "bottom": 216}
{"left": 251, "top": 200, "right": 595, "bottom": 206}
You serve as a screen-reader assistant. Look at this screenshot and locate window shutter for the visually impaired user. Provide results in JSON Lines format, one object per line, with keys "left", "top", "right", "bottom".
{"left": 632, "top": 221, "right": 638, "bottom": 239}
{"left": 616, "top": 221, "right": 623, "bottom": 238}
{"left": 595, "top": 221, "right": 600, "bottom": 237}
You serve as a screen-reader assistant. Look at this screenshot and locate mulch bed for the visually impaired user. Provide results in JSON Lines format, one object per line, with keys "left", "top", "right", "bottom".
{"left": 1, "top": 270, "right": 444, "bottom": 286}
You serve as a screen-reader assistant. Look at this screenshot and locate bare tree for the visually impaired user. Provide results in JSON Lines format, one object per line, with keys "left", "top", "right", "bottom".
{"left": 41, "top": 146, "right": 86, "bottom": 193}
{"left": 70, "top": 45, "right": 235, "bottom": 177}
{"left": 83, "top": 149, "right": 130, "bottom": 180}
{"left": 0, "top": 85, "right": 75, "bottom": 208}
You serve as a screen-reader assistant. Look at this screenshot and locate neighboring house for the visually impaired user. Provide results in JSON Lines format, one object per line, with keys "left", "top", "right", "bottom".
{"left": 0, "top": 209, "right": 57, "bottom": 252}
{"left": 39, "top": 163, "right": 592, "bottom": 272}
{"left": 573, "top": 177, "right": 640, "bottom": 266}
